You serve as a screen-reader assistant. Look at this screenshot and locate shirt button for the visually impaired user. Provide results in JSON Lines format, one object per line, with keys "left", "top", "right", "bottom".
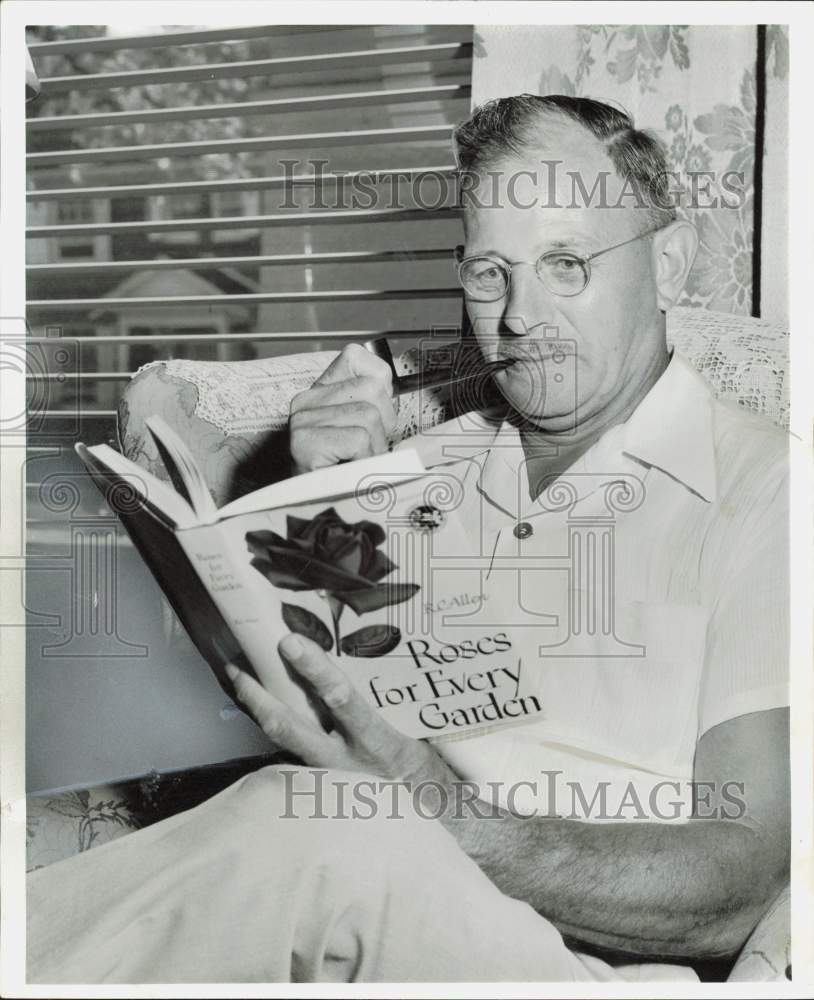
{"left": 513, "top": 522, "right": 533, "bottom": 539}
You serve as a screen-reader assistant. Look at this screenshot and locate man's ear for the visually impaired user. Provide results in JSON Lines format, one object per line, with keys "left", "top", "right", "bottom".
{"left": 652, "top": 220, "right": 698, "bottom": 311}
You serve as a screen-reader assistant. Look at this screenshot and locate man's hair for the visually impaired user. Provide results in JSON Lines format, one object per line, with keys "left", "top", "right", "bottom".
{"left": 453, "top": 94, "right": 676, "bottom": 227}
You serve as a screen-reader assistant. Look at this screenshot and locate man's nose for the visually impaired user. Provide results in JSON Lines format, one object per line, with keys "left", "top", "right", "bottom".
{"left": 501, "top": 262, "right": 552, "bottom": 336}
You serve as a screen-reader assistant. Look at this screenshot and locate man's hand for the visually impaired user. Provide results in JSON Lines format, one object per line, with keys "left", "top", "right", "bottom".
{"left": 289, "top": 344, "right": 398, "bottom": 475}
{"left": 225, "top": 634, "right": 449, "bottom": 786}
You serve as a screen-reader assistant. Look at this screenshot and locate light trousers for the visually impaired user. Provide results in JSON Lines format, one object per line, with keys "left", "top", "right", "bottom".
{"left": 27, "top": 766, "right": 696, "bottom": 984}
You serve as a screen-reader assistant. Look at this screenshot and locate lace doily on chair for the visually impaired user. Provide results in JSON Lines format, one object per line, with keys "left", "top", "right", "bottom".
{"left": 136, "top": 346, "right": 450, "bottom": 445}
{"left": 667, "top": 306, "right": 789, "bottom": 428}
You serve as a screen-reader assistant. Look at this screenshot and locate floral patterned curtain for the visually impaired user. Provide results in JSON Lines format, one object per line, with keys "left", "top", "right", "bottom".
{"left": 470, "top": 25, "right": 789, "bottom": 323}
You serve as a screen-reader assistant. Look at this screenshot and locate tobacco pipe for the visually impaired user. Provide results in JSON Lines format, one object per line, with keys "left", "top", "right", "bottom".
{"left": 362, "top": 337, "right": 516, "bottom": 397}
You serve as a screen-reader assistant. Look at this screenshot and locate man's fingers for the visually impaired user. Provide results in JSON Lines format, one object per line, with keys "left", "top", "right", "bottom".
{"left": 290, "top": 426, "right": 378, "bottom": 472}
{"left": 290, "top": 375, "right": 397, "bottom": 435}
{"left": 278, "top": 635, "right": 387, "bottom": 745}
{"left": 289, "top": 400, "right": 388, "bottom": 455}
{"left": 286, "top": 345, "right": 399, "bottom": 475}
{"left": 225, "top": 663, "right": 334, "bottom": 762}
{"left": 314, "top": 342, "right": 394, "bottom": 391}
{"left": 289, "top": 371, "right": 398, "bottom": 474}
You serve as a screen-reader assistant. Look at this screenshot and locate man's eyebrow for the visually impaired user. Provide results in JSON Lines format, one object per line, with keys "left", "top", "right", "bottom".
{"left": 536, "top": 233, "right": 594, "bottom": 252}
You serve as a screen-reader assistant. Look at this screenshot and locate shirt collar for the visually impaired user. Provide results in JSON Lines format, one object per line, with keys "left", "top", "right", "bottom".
{"left": 476, "top": 351, "right": 717, "bottom": 517}
{"left": 620, "top": 352, "right": 717, "bottom": 503}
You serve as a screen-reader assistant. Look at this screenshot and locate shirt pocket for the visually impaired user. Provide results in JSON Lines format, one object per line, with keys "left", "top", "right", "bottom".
{"left": 534, "top": 599, "right": 710, "bottom": 775}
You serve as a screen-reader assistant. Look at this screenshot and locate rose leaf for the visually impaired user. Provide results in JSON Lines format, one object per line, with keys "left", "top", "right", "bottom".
{"left": 340, "top": 625, "right": 402, "bottom": 658}
{"left": 337, "top": 583, "right": 420, "bottom": 616}
{"left": 281, "top": 603, "right": 333, "bottom": 651}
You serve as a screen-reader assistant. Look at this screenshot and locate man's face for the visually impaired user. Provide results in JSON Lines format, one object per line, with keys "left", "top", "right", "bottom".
{"left": 462, "top": 127, "right": 664, "bottom": 433}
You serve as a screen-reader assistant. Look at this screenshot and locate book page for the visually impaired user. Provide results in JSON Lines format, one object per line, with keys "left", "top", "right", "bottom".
{"left": 76, "top": 443, "right": 198, "bottom": 530}
{"left": 145, "top": 416, "right": 220, "bottom": 525}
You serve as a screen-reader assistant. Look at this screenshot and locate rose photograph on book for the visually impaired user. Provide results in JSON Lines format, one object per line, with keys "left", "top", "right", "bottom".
{"left": 246, "top": 508, "right": 420, "bottom": 659}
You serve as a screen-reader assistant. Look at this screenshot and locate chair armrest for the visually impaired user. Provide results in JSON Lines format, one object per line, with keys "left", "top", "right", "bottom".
{"left": 26, "top": 785, "right": 141, "bottom": 872}
{"left": 118, "top": 363, "right": 267, "bottom": 507}
{"left": 26, "top": 755, "right": 285, "bottom": 871}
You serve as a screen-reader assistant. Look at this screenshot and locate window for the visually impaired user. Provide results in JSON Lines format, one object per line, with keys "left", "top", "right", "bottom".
{"left": 55, "top": 199, "right": 104, "bottom": 260}
{"left": 211, "top": 190, "right": 260, "bottom": 243}
{"left": 26, "top": 22, "right": 472, "bottom": 445}
{"left": 127, "top": 327, "right": 220, "bottom": 370}
{"left": 149, "top": 193, "right": 208, "bottom": 246}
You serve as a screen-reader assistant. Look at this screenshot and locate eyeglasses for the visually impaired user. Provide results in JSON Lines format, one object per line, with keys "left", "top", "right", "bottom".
{"left": 454, "top": 224, "right": 665, "bottom": 302}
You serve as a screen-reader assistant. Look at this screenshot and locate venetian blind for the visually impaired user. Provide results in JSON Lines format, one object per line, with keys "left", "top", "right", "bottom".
{"left": 25, "top": 23, "right": 472, "bottom": 447}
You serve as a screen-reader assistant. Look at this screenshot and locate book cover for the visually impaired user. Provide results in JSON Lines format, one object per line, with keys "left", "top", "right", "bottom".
{"left": 180, "top": 476, "right": 542, "bottom": 740}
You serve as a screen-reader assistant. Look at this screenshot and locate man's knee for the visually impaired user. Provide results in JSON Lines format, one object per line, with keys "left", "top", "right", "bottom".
{"left": 238, "top": 766, "right": 456, "bottom": 871}
{"left": 235, "top": 766, "right": 377, "bottom": 824}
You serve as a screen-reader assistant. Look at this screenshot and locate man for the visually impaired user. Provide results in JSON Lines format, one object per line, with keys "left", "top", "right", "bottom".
{"left": 28, "top": 96, "right": 789, "bottom": 983}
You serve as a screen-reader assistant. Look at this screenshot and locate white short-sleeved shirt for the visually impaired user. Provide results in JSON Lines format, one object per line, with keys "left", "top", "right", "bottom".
{"left": 396, "top": 352, "right": 789, "bottom": 822}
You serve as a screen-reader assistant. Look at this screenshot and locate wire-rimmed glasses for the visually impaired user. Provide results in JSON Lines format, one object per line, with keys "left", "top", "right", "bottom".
{"left": 454, "top": 224, "right": 666, "bottom": 302}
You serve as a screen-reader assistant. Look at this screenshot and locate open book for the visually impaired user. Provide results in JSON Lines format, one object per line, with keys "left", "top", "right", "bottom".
{"left": 75, "top": 417, "right": 542, "bottom": 741}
